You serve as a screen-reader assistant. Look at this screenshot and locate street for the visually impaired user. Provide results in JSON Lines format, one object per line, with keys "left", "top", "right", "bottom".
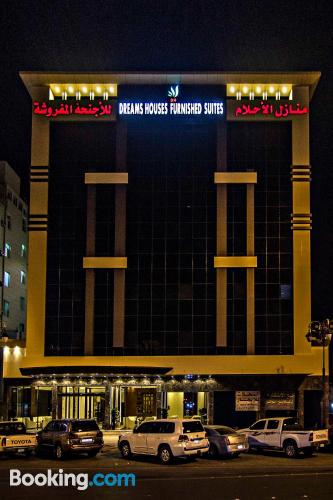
{"left": 0, "top": 440, "right": 332, "bottom": 500}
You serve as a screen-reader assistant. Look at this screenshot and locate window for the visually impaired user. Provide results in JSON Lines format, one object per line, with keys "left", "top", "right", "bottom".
{"left": 250, "top": 420, "right": 266, "bottom": 430}
{"left": 282, "top": 418, "right": 303, "bottom": 431}
{"left": 5, "top": 243, "right": 11, "bottom": 258}
{"left": 20, "top": 297, "right": 25, "bottom": 311}
{"left": 18, "top": 202, "right": 23, "bottom": 211}
{"left": 154, "top": 422, "right": 175, "bottom": 434}
{"left": 7, "top": 191, "right": 12, "bottom": 201}
{"left": 266, "top": 420, "right": 280, "bottom": 430}
{"left": 4, "top": 271, "right": 11, "bottom": 287}
{"left": 13, "top": 197, "right": 18, "bottom": 207}
{"left": 44, "top": 422, "right": 54, "bottom": 432}
{"left": 182, "top": 421, "right": 204, "bottom": 433}
{"left": 53, "top": 422, "right": 68, "bottom": 432}
{"left": 3, "top": 300, "right": 9, "bottom": 317}
{"left": 20, "top": 271, "right": 26, "bottom": 285}
{"left": 21, "top": 244, "right": 27, "bottom": 258}
{"left": 71, "top": 420, "right": 99, "bottom": 432}
{"left": 135, "top": 422, "right": 154, "bottom": 434}
{"left": 7, "top": 215, "right": 11, "bottom": 230}
{"left": 22, "top": 218, "right": 27, "bottom": 232}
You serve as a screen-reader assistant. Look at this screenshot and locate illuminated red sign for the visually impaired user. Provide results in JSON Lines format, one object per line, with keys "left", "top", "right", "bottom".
{"left": 235, "top": 102, "right": 308, "bottom": 118}
{"left": 33, "top": 101, "right": 112, "bottom": 118}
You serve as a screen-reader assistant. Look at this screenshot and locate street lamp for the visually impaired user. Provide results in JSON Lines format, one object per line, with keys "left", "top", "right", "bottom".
{"left": 306, "top": 319, "right": 333, "bottom": 428}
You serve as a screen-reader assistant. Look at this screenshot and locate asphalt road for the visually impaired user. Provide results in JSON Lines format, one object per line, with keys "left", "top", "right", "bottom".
{"left": 0, "top": 445, "right": 332, "bottom": 500}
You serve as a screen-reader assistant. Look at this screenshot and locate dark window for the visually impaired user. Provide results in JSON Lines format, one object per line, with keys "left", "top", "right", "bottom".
{"left": 266, "top": 420, "right": 280, "bottom": 430}
{"left": 282, "top": 418, "right": 303, "bottom": 431}
{"left": 155, "top": 422, "right": 175, "bottom": 433}
{"left": 250, "top": 420, "right": 266, "bottom": 430}
{"left": 71, "top": 420, "right": 99, "bottom": 432}
{"left": 182, "top": 421, "right": 204, "bottom": 433}
{"left": 44, "top": 422, "right": 54, "bottom": 432}
{"left": 136, "top": 422, "right": 155, "bottom": 434}
{"left": 53, "top": 421, "right": 68, "bottom": 432}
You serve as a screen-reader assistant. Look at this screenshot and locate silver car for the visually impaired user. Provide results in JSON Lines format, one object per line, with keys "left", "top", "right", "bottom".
{"left": 204, "top": 425, "right": 249, "bottom": 458}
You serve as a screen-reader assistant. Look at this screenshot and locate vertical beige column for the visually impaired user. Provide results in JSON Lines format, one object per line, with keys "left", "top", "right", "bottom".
{"left": 113, "top": 122, "right": 127, "bottom": 347}
{"left": 84, "top": 186, "right": 96, "bottom": 355}
{"left": 292, "top": 87, "right": 311, "bottom": 354}
{"left": 246, "top": 184, "right": 255, "bottom": 354}
{"left": 216, "top": 121, "right": 227, "bottom": 346}
{"left": 26, "top": 114, "right": 50, "bottom": 361}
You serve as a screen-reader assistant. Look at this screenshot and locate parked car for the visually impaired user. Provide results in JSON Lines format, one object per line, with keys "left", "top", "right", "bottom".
{"left": 0, "top": 421, "right": 36, "bottom": 456}
{"left": 118, "top": 419, "right": 209, "bottom": 464}
{"left": 204, "top": 425, "right": 248, "bottom": 458}
{"left": 239, "top": 417, "right": 328, "bottom": 457}
{"left": 36, "top": 419, "right": 103, "bottom": 459}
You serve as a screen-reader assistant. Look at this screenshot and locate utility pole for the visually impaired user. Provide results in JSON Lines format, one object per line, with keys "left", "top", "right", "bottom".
{"left": 306, "top": 319, "right": 333, "bottom": 428}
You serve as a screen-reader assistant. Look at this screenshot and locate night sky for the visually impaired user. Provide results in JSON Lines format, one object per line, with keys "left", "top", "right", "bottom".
{"left": 0, "top": 0, "right": 332, "bottom": 318}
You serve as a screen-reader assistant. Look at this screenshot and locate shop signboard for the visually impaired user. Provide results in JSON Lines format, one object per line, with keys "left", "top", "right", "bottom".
{"left": 265, "top": 392, "right": 295, "bottom": 411}
{"left": 235, "top": 391, "right": 260, "bottom": 411}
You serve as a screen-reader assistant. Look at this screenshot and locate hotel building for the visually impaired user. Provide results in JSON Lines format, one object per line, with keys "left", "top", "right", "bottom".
{"left": 1, "top": 71, "right": 325, "bottom": 429}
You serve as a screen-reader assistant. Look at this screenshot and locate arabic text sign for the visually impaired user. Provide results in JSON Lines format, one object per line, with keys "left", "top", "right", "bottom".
{"left": 234, "top": 101, "right": 308, "bottom": 119}
{"left": 236, "top": 391, "right": 260, "bottom": 412}
{"left": 118, "top": 101, "right": 224, "bottom": 116}
{"left": 33, "top": 101, "right": 113, "bottom": 118}
{"left": 265, "top": 392, "right": 295, "bottom": 410}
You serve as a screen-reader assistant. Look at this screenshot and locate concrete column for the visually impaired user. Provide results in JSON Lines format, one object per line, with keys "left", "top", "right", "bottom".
{"left": 113, "top": 123, "right": 127, "bottom": 347}
{"left": 51, "top": 385, "right": 58, "bottom": 419}
{"left": 292, "top": 87, "right": 311, "bottom": 355}
{"left": 103, "top": 383, "right": 112, "bottom": 429}
{"left": 26, "top": 113, "right": 50, "bottom": 360}
{"left": 297, "top": 389, "right": 304, "bottom": 427}
{"left": 246, "top": 184, "right": 255, "bottom": 354}
{"left": 84, "top": 185, "right": 96, "bottom": 355}
{"left": 208, "top": 391, "right": 214, "bottom": 424}
{"left": 216, "top": 121, "right": 227, "bottom": 346}
{"left": 30, "top": 386, "right": 38, "bottom": 418}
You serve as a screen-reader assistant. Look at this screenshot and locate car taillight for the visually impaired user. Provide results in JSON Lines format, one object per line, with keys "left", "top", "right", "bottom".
{"left": 204, "top": 432, "right": 207, "bottom": 438}
{"left": 1, "top": 437, "right": 6, "bottom": 447}
{"left": 97, "top": 431, "right": 103, "bottom": 438}
{"left": 178, "top": 435, "right": 189, "bottom": 442}
{"left": 309, "top": 432, "right": 313, "bottom": 442}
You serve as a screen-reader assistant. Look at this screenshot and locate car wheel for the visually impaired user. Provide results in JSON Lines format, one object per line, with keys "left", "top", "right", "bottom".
{"left": 158, "top": 445, "right": 173, "bottom": 465}
{"left": 55, "top": 444, "right": 65, "bottom": 460}
{"left": 208, "top": 443, "right": 219, "bottom": 459}
{"left": 120, "top": 442, "right": 132, "bottom": 459}
{"left": 284, "top": 440, "right": 299, "bottom": 458}
{"left": 87, "top": 450, "right": 99, "bottom": 458}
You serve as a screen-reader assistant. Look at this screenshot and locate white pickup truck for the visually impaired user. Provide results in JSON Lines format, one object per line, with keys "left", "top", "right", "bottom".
{"left": 0, "top": 421, "right": 36, "bottom": 456}
{"left": 239, "top": 417, "right": 328, "bottom": 457}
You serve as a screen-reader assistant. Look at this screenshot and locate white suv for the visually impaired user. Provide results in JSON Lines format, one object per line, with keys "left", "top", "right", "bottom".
{"left": 118, "top": 419, "right": 209, "bottom": 464}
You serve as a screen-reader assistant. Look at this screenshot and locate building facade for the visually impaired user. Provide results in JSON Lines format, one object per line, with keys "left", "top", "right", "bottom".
{"left": 2, "top": 71, "right": 326, "bottom": 429}
{"left": 0, "top": 161, "right": 28, "bottom": 339}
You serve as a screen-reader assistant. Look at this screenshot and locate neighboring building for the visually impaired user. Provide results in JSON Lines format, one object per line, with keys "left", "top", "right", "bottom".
{"left": 0, "top": 161, "right": 28, "bottom": 340}
{"left": 2, "top": 71, "right": 327, "bottom": 429}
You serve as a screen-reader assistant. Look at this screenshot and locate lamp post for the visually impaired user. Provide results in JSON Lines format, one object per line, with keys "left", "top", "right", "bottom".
{"left": 306, "top": 319, "right": 333, "bottom": 428}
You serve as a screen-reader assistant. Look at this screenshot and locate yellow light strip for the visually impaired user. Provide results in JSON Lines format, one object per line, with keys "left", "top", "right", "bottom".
{"left": 227, "top": 84, "right": 292, "bottom": 98}
{"left": 49, "top": 83, "right": 118, "bottom": 98}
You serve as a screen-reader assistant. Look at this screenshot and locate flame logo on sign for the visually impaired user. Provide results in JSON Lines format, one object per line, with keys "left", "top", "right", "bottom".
{"left": 168, "top": 85, "right": 179, "bottom": 101}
